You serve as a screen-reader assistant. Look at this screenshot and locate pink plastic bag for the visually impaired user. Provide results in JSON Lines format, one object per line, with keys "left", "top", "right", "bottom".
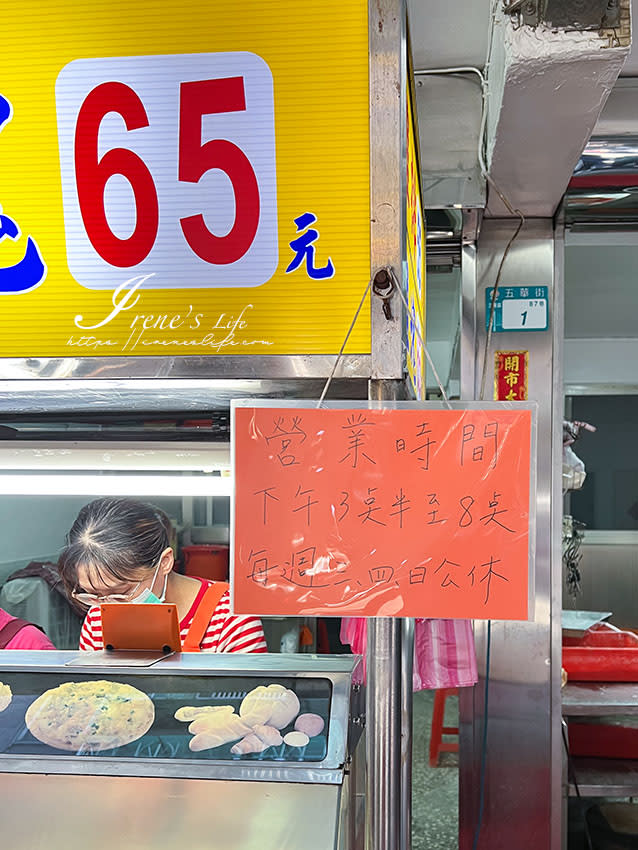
{"left": 341, "top": 616, "right": 478, "bottom": 691}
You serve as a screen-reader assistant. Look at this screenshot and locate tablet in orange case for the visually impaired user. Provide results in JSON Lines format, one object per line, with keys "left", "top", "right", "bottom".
{"left": 100, "top": 603, "right": 182, "bottom": 653}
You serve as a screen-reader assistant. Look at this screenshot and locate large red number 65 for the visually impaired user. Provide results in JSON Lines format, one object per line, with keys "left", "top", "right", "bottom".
{"left": 179, "top": 78, "right": 260, "bottom": 265}
{"left": 75, "top": 82, "right": 159, "bottom": 267}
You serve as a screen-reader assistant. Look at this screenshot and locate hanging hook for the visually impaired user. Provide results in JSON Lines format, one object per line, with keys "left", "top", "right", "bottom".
{"left": 372, "top": 267, "right": 395, "bottom": 320}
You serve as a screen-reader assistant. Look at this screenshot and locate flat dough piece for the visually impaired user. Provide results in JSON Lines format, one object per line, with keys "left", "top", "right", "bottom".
{"left": 187, "top": 711, "right": 251, "bottom": 739}
{"left": 252, "top": 724, "right": 283, "bottom": 747}
{"left": 294, "top": 713, "right": 325, "bottom": 737}
{"left": 188, "top": 716, "right": 253, "bottom": 751}
{"left": 284, "top": 731, "right": 310, "bottom": 748}
{"left": 0, "top": 683, "right": 11, "bottom": 712}
{"left": 174, "top": 705, "right": 234, "bottom": 722}
{"left": 25, "top": 680, "right": 154, "bottom": 752}
{"left": 230, "top": 733, "right": 270, "bottom": 755}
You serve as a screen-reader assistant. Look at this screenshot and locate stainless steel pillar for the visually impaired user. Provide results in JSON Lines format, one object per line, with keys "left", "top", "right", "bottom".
{"left": 459, "top": 218, "right": 563, "bottom": 849}
{"left": 366, "top": 618, "right": 402, "bottom": 850}
{"left": 366, "top": 0, "right": 409, "bottom": 845}
{"left": 400, "top": 616, "right": 415, "bottom": 850}
{"left": 366, "top": 378, "right": 407, "bottom": 850}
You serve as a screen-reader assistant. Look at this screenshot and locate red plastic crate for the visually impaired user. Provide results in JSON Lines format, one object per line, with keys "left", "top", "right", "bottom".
{"left": 568, "top": 723, "right": 638, "bottom": 759}
{"left": 181, "top": 545, "right": 229, "bottom": 582}
{"left": 562, "top": 623, "right": 638, "bottom": 682}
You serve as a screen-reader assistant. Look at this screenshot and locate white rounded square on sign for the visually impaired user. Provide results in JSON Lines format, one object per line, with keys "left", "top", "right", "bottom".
{"left": 56, "top": 52, "right": 278, "bottom": 290}
{"left": 501, "top": 298, "right": 548, "bottom": 330}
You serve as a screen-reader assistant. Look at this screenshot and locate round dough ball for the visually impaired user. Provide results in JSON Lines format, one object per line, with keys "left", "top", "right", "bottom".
{"left": 294, "top": 713, "right": 324, "bottom": 738}
{"left": 0, "top": 683, "right": 11, "bottom": 712}
{"left": 25, "top": 680, "right": 154, "bottom": 752}
{"left": 239, "top": 686, "right": 274, "bottom": 726}
{"left": 268, "top": 688, "right": 300, "bottom": 730}
{"left": 239, "top": 684, "right": 298, "bottom": 728}
{"left": 284, "top": 731, "right": 310, "bottom": 748}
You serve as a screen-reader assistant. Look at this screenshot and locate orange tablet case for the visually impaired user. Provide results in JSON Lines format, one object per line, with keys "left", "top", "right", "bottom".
{"left": 100, "top": 603, "right": 182, "bottom": 653}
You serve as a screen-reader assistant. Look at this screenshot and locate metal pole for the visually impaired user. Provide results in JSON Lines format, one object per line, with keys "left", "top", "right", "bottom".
{"left": 459, "top": 220, "right": 558, "bottom": 849}
{"left": 400, "top": 617, "right": 414, "bottom": 850}
{"left": 367, "top": 0, "right": 407, "bottom": 841}
{"left": 366, "top": 378, "right": 406, "bottom": 850}
{"left": 366, "top": 618, "right": 402, "bottom": 850}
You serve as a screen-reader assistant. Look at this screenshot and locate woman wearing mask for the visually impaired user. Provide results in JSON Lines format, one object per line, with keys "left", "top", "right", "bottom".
{"left": 58, "top": 497, "right": 267, "bottom": 653}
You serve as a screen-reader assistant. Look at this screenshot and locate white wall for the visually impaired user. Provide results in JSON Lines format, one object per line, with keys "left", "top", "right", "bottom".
{"left": 0, "top": 494, "right": 185, "bottom": 584}
{"left": 0, "top": 495, "right": 87, "bottom": 561}
{"left": 564, "top": 234, "right": 638, "bottom": 388}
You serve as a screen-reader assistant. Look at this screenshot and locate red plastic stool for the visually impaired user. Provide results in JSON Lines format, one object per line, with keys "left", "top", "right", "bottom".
{"left": 429, "top": 688, "right": 459, "bottom": 767}
{"left": 316, "top": 619, "right": 330, "bottom": 654}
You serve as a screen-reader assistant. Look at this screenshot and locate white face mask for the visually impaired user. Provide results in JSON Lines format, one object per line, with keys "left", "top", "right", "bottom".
{"left": 129, "top": 558, "right": 168, "bottom": 604}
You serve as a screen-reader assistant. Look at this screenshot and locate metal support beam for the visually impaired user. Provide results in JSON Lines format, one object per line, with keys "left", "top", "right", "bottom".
{"left": 366, "top": 0, "right": 407, "bottom": 844}
{"left": 366, "top": 377, "right": 406, "bottom": 850}
{"left": 459, "top": 219, "right": 562, "bottom": 849}
{"left": 366, "top": 618, "right": 402, "bottom": 850}
{"left": 369, "top": 0, "right": 405, "bottom": 380}
{"left": 400, "top": 616, "right": 415, "bottom": 850}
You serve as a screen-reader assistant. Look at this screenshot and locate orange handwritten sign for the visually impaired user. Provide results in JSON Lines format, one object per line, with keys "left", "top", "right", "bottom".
{"left": 232, "top": 405, "right": 533, "bottom": 619}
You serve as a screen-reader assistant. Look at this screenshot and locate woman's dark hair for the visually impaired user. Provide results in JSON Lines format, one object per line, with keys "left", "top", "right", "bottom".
{"left": 58, "top": 497, "right": 172, "bottom": 594}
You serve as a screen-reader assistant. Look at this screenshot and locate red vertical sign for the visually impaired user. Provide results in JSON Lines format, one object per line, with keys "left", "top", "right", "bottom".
{"left": 494, "top": 351, "right": 529, "bottom": 401}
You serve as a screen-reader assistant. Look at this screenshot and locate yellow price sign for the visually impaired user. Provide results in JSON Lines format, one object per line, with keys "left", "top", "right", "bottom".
{"left": 0, "top": 1, "right": 370, "bottom": 358}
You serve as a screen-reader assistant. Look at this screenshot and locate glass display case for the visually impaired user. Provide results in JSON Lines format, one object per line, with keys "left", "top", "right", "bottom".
{"left": 0, "top": 652, "right": 364, "bottom": 850}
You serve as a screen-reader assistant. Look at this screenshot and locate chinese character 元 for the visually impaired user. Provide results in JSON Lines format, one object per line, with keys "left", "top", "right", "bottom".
{"left": 286, "top": 212, "right": 335, "bottom": 280}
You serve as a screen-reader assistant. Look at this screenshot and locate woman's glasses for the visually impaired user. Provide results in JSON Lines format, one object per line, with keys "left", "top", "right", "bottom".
{"left": 70, "top": 555, "right": 164, "bottom": 606}
{"left": 71, "top": 580, "right": 143, "bottom": 607}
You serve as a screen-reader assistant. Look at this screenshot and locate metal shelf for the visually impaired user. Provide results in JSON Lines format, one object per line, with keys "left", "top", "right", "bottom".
{"left": 563, "top": 682, "right": 638, "bottom": 716}
{"left": 569, "top": 758, "right": 638, "bottom": 797}
{"left": 564, "top": 682, "right": 638, "bottom": 797}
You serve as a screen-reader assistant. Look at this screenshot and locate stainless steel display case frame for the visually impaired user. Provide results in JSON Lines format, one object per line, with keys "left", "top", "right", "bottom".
{"left": 0, "top": 654, "right": 364, "bottom": 850}
{"left": 0, "top": 652, "right": 362, "bottom": 785}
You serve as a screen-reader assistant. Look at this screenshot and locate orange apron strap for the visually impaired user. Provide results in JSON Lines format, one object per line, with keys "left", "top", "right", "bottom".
{"left": 181, "top": 582, "right": 229, "bottom": 652}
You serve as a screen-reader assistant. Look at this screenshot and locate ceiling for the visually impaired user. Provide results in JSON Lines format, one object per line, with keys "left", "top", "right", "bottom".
{"left": 408, "top": 0, "right": 492, "bottom": 72}
{"left": 408, "top": 0, "right": 638, "bottom": 76}
{"left": 408, "top": 1, "right": 638, "bottom": 390}
{"left": 408, "top": 0, "right": 633, "bottom": 218}
{"left": 622, "top": 0, "right": 638, "bottom": 75}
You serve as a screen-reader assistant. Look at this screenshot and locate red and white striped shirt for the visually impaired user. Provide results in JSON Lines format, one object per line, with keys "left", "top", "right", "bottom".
{"left": 79, "top": 579, "right": 267, "bottom": 653}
